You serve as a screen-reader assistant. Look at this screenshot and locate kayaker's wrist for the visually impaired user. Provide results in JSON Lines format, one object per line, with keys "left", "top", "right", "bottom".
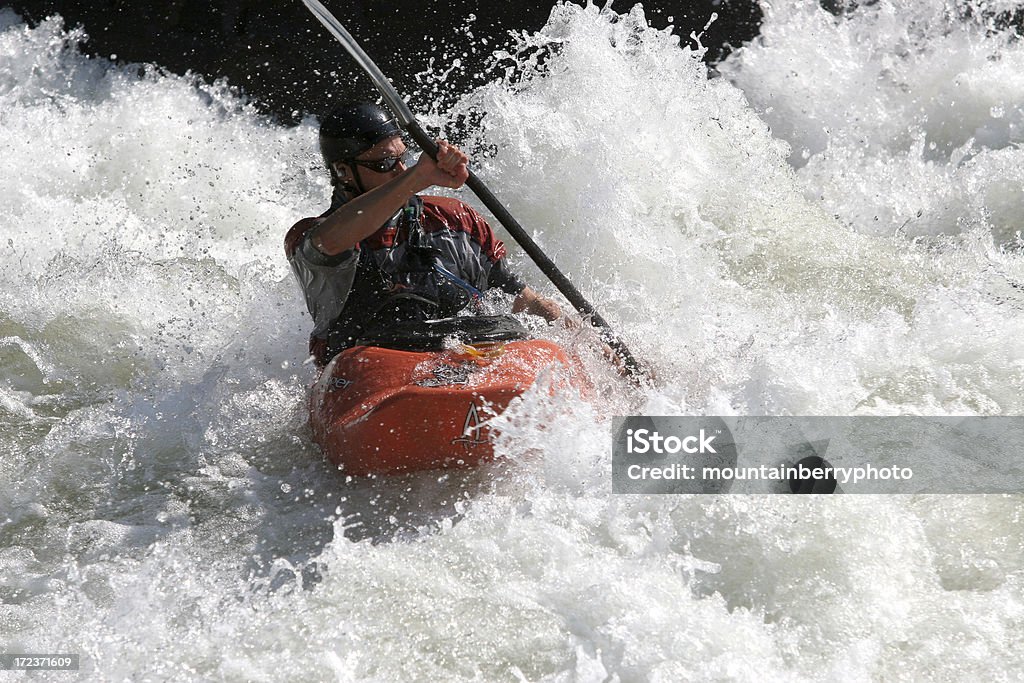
{"left": 407, "top": 163, "right": 433, "bottom": 193}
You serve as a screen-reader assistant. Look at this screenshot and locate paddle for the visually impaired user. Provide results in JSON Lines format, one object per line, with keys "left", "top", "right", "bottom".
{"left": 300, "top": 0, "right": 649, "bottom": 383}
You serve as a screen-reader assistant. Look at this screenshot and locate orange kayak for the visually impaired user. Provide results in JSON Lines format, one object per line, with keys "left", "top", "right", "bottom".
{"left": 310, "top": 316, "right": 580, "bottom": 476}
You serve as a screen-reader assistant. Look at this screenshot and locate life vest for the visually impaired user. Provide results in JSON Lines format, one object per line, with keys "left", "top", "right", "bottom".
{"left": 321, "top": 196, "right": 484, "bottom": 361}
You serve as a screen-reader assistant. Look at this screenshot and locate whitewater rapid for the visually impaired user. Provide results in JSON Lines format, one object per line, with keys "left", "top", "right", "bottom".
{"left": 1, "top": 1, "right": 1023, "bottom": 680}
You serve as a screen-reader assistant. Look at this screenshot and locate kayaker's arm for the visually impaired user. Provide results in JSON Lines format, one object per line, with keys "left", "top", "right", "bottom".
{"left": 513, "top": 286, "right": 565, "bottom": 324}
{"left": 311, "top": 170, "right": 422, "bottom": 255}
{"left": 311, "top": 141, "right": 469, "bottom": 255}
{"left": 514, "top": 287, "right": 626, "bottom": 373}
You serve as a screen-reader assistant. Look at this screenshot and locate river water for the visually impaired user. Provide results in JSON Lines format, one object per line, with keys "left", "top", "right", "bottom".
{"left": 1, "top": 1, "right": 1023, "bottom": 680}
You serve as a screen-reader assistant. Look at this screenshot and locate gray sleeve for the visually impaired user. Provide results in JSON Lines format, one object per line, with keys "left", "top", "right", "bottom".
{"left": 487, "top": 258, "right": 526, "bottom": 295}
{"left": 288, "top": 233, "right": 359, "bottom": 338}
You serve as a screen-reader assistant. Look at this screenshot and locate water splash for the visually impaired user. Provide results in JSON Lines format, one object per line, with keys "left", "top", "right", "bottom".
{"left": 2, "top": 4, "right": 1023, "bottom": 680}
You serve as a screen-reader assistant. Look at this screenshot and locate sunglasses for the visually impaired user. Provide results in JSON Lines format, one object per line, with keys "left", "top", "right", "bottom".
{"left": 352, "top": 148, "right": 414, "bottom": 173}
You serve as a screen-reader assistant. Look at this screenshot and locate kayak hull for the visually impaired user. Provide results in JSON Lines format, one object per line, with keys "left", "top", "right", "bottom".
{"left": 310, "top": 339, "right": 574, "bottom": 476}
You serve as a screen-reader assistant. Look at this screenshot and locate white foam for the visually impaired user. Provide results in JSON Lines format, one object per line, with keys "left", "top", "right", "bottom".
{"left": 1, "top": 4, "right": 1023, "bottom": 680}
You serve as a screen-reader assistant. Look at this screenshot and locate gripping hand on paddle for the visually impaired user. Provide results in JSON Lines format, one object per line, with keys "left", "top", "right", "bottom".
{"left": 413, "top": 140, "right": 469, "bottom": 190}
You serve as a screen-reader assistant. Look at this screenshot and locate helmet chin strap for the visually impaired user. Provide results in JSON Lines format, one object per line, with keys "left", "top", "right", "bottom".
{"left": 337, "top": 161, "right": 364, "bottom": 196}
{"left": 330, "top": 161, "right": 365, "bottom": 198}
{"left": 350, "top": 164, "right": 366, "bottom": 195}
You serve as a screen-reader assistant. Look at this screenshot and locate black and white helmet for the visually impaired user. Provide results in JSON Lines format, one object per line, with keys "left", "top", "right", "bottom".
{"left": 319, "top": 102, "right": 403, "bottom": 177}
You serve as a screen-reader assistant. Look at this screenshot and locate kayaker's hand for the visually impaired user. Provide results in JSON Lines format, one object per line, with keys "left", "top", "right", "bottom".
{"left": 602, "top": 342, "right": 627, "bottom": 377}
{"left": 513, "top": 287, "right": 565, "bottom": 325}
{"left": 557, "top": 312, "right": 582, "bottom": 331}
{"left": 413, "top": 140, "right": 469, "bottom": 189}
{"left": 601, "top": 342, "right": 656, "bottom": 382}
{"left": 536, "top": 299, "right": 564, "bottom": 325}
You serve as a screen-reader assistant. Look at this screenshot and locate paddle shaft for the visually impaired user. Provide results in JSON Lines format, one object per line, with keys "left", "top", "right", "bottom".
{"left": 300, "top": 0, "right": 646, "bottom": 381}
{"left": 404, "top": 123, "right": 644, "bottom": 378}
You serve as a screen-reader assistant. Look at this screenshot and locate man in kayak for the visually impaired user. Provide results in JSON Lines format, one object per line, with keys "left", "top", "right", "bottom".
{"left": 285, "top": 102, "right": 565, "bottom": 366}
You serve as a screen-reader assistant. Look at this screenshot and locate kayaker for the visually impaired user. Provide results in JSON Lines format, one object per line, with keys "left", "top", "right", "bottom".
{"left": 285, "top": 102, "right": 565, "bottom": 366}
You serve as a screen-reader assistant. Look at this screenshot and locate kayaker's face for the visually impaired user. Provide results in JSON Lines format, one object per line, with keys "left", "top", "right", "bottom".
{"left": 338, "top": 136, "right": 409, "bottom": 194}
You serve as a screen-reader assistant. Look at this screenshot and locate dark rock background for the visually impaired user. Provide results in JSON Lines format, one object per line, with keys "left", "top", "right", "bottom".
{"left": 5, "top": 1, "right": 761, "bottom": 123}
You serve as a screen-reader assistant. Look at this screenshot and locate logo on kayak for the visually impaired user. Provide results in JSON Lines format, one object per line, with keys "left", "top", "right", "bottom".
{"left": 452, "top": 402, "right": 489, "bottom": 450}
{"left": 328, "top": 376, "right": 353, "bottom": 391}
{"left": 414, "top": 362, "right": 473, "bottom": 387}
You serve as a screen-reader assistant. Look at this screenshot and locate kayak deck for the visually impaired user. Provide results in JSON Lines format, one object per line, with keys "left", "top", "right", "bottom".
{"left": 310, "top": 339, "right": 576, "bottom": 475}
